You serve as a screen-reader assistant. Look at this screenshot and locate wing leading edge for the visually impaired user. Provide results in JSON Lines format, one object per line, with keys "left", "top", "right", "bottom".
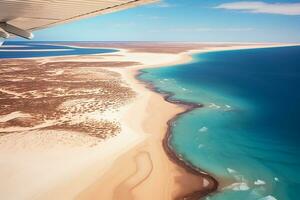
{"left": 0, "top": 0, "right": 157, "bottom": 41}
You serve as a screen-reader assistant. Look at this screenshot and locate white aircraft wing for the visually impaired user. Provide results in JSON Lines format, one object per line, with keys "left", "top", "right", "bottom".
{"left": 0, "top": 0, "right": 156, "bottom": 40}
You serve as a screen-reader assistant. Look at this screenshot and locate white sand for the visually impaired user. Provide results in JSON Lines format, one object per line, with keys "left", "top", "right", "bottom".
{"left": 0, "top": 43, "right": 295, "bottom": 200}
{"left": 0, "top": 103, "right": 145, "bottom": 200}
{"left": 0, "top": 111, "right": 31, "bottom": 123}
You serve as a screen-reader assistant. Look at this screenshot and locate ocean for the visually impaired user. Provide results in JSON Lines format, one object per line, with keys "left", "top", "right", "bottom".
{"left": 0, "top": 41, "right": 116, "bottom": 58}
{"left": 139, "top": 46, "right": 300, "bottom": 200}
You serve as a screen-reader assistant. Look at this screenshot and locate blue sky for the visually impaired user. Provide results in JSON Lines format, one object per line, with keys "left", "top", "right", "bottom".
{"left": 13, "top": 0, "right": 300, "bottom": 42}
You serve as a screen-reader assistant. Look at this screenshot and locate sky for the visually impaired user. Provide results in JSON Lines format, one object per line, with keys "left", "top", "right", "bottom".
{"left": 12, "top": 0, "right": 300, "bottom": 42}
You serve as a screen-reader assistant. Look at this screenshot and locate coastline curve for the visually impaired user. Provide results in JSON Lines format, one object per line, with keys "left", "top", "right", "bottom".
{"left": 136, "top": 70, "right": 219, "bottom": 200}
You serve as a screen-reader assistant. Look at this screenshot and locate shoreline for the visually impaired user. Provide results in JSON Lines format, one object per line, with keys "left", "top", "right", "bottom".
{"left": 136, "top": 71, "right": 219, "bottom": 199}
{"left": 128, "top": 43, "right": 298, "bottom": 199}
{"left": 1, "top": 42, "right": 297, "bottom": 200}
{"left": 59, "top": 43, "right": 296, "bottom": 200}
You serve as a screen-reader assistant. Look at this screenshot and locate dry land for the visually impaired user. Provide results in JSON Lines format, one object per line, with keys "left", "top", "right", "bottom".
{"left": 0, "top": 42, "right": 294, "bottom": 200}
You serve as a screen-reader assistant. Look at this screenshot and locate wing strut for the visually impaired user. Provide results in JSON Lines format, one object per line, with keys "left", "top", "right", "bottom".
{"left": 0, "top": 22, "right": 34, "bottom": 40}
{"left": 0, "top": 30, "right": 9, "bottom": 39}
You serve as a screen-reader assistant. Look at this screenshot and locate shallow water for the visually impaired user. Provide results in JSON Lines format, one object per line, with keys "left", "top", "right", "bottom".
{"left": 0, "top": 41, "right": 116, "bottom": 58}
{"left": 139, "top": 46, "right": 300, "bottom": 200}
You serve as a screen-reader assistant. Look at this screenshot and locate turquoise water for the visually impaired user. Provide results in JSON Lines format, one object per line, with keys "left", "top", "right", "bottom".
{"left": 139, "top": 46, "right": 300, "bottom": 200}
{"left": 0, "top": 41, "right": 116, "bottom": 58}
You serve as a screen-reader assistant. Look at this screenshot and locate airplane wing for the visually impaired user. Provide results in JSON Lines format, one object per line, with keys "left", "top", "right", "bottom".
{"left": 0, "top": 0, "right": 157, "bottom": 40}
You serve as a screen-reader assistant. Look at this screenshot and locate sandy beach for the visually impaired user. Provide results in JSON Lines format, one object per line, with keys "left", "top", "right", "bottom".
{"left": 0, "top": 42, "right": 296, "bottom": 200}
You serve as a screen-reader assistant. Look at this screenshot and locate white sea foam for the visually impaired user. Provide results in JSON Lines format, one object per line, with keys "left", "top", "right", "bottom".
{"left": 225, "top": 104, "right": 231, "bottom": 108}
{"left": 226, "top": 168, "right": 246, "bottom": 182}
{"left": 227, "top": 168, "right": 237, "bottom": 174}
{"left": 199, "top": 126, "right": 208, "bottom": 132}
{"left": 235, "top": 174, "right": 247, "bottom": 182}
{"left": 254, "top": 179, "right": 266, "bottom": 185}
{"left": 274, "top": 177, "right": 279, "bottom": 182}
{"left": 224, "top": 182, "right": 250, "bottom": 191}
{"left": 208, "top": 103, "right": 221, "bottom": 109}
{"left": 224, "top": 104, "right": 233, "bottom": 111}
{"left": 259, "top": 195, "right": 277, "bottom": 200}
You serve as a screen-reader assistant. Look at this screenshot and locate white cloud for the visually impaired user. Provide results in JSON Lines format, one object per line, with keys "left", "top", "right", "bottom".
{"left": 171, "top": 27, "right": 254, "bottom": 32}
{"left": 156, "top": 3, "right": 172, "bottom": 7}
{"left": 151, "top": 0, "right": 175, "bottom": 8}
{"left": 112, "top": 22, "right": 136, "bottom": 28}
{"left": 149, "top": 27, "right": 253, "bottom": 33}
{"left": 215, "top": 1, "right": 300, "bottom": 15}
{"left": 137, "top": 14, "right": 165, "bottom": 20}
{"left": 148, "top": 16, "right": 165, "bottom": 20}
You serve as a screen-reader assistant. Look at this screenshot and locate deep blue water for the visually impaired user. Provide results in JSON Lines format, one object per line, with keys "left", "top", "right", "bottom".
{"left": 139, "top": 46, "right": 300, "bottom": 200}
{"left": 0, "top": 41, "right": 116, "bottom": 58}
